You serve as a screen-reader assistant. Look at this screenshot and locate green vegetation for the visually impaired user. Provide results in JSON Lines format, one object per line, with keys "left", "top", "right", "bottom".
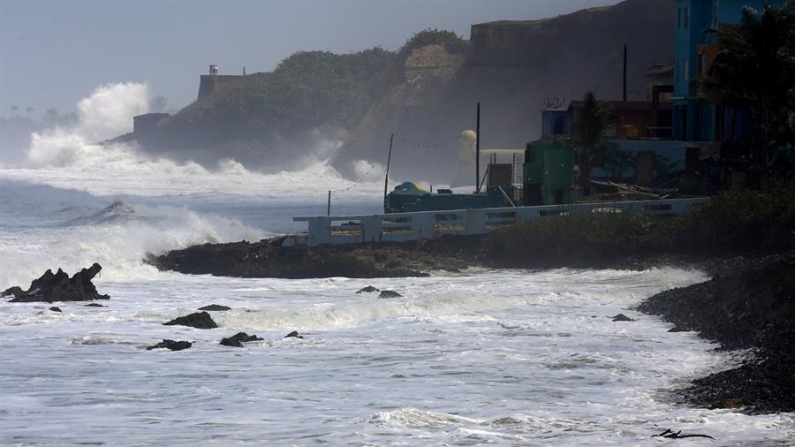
{"left": 155, "top": 29, "right": 471, "bottom": 162}
{"left": 167, "top": 30, "right": 467, "bottom": 141}
{"left": 574, "top": 91, "right": 616, "bottom": 196}
{"left": 396, "top": 28, "right": 470, "bottom": 61}
{"left": 672, "top": 179, "right": 795, "bottom": 250}
{"left": 483, "top": 213, "right": 653, "bottom": 265}
{"left": 483, "top": 181, "right": 795, "bottom": 264}
{"left": 602, "top": 143, "right": 634, "bottom": 181}
{"left": 165, "top": 47, "right": 394, "bottom": 142}
{"left": 382, "top": 28, "right": 470, "bottom": 90}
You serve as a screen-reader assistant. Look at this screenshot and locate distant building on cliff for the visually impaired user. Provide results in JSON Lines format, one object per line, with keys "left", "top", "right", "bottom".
{"left": 198, "top": 64, "right": 247, "bottom": 99}
{"left": 672, "top": 0, "right": 788, "bottom": 142}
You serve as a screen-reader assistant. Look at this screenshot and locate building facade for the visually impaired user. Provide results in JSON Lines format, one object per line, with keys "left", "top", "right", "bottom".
{"left": 672, "top": 0, "right": 787, "bottom": 142}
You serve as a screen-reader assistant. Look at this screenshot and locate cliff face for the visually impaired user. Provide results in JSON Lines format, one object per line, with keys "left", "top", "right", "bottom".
{"left": 130, "top": 0, "right": 673, "bottom": 180}
{"left": 332, "top": 0, "right": 674, "bottom": 182}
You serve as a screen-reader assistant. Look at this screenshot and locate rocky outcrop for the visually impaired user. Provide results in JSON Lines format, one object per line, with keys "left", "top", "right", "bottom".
{"left": 198, "top": 304, "right": 231, "bottom": 311}
{"left": 163, "top": 311, "right": 218, "bottom": 329}
{"left": 150, "top": 237, "right": 474, "bottom": 279}
{"left": 220, "top": 332, "right": 263, "bottom": 347}
{"left": 284, "top": 331, "right": 304, "bottom": 339}
{"left": 378, "top": 290, "right": 403, "bottom": 299}
{"left": 146, "top": 340, "right": 192, "bottom": 351}
{"left": 635, "top": 253, "right": 795, "bottom": 414}
{"left": 2, "top": 263, "right": 110, "bottom": 303}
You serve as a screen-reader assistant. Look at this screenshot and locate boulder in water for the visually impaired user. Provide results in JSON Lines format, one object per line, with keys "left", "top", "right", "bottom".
{"left": 378, "top": 290, "right": 402, "bottom": 299}
{"left": 285, "top": 331, "right": 304, "bottom": 339}
{"left": 163, "top": 311, "right": 218, "bottom": 329}
{"left": 220, "top": 332, "right": 263, "bottom": 347}
{"left": 2, "top": 263, "right": 109, "bottom": 303}
{"left": 612, "top": 313, "right": 635, "bottom": 322}
{"left": 198, "top": 304, "right": 231, "bottom": 311}
{"left": 356, "top": 286, "right": 379, "bottom": 294}
{"left": 146, "top": 339, "right": 192, "bottom": 351}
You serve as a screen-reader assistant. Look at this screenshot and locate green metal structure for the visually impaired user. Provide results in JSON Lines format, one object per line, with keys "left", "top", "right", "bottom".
{"left": 523, "top": 137, "right": 578, "bottom": 206}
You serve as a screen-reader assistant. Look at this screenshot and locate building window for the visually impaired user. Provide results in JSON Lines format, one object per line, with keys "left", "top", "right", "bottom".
{"left": 684, "top": 7, "right": 690, "bottom": 28}
{"left": 684, "top": 60, "right": 690, "bottom": 82}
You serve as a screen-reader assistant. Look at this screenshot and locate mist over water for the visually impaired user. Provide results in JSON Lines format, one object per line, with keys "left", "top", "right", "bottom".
{"left": 26, "top": 83, "right": 149, "bottom": 167}
{"left": 0, "top": 82, "right": 386, "bottom": 286}
{"left": 2, "top": 82, "right": 387, "bottom": 199}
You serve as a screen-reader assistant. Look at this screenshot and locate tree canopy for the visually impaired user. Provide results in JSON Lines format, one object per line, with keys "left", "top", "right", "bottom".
{"left": 169, "top": 47, "right": 395, "bottom": 140}
{"left": 575, "top": 91, "right": 616, "bottom": 195}
{"left": 704, "top": 1, "right": 795, "bottom": 165}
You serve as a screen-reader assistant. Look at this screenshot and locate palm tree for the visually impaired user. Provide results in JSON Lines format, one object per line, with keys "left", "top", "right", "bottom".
{"left": 703, "top": 1, "right": 795, "bottom": 168}
{"left": 575, "top": 91, "right": 616, "bottom": 196}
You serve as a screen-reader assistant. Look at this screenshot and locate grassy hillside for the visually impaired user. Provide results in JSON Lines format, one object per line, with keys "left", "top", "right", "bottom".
{"left": 149, "top": 48, "right": 393, "bottom": 168}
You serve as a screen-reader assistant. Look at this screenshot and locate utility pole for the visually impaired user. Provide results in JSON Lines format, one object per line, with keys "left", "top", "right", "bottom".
{"left": 623, "top": 43, "right": 628, "bottom": 102}
{"left": 476, "top": 102, "right": 481, "bottom": 193}
{"left": 383, "top": 133, "right": 394, "bottom": 203}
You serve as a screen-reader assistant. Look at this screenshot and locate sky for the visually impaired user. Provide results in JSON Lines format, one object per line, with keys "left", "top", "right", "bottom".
{"left": 1, "top": 0, "right": 621, "bottom": 117}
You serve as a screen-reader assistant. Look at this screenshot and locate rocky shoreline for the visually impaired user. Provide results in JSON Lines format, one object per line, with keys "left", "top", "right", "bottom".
{"left": 635, "top": 252, "right": 795, "bottom": 414}
{"left": 151, "top": 236, "right": 795, "bottom": 414}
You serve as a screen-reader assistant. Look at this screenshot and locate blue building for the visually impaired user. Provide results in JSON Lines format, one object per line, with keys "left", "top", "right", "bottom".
{"left": 672, "top": 0, "right": 787, "bottom": 142}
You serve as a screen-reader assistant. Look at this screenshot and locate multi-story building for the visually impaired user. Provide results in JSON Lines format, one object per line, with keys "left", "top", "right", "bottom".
{"left": 672, "top": 0, "right": 787, "bottom": 142}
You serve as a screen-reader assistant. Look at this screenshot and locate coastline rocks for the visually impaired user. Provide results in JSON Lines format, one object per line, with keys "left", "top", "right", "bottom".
{"left": 285, "top": 331, "right": 304, "bottom": 339}
{"left": 356, "top": 286, "right": 379, "bottom": 294}
{"left": 2, "top": 263, "right": 110, "bottom": 303}
{"left": 163, "top": 311, "right": 218, "bottom": 329}
{"left": 611, "top": 313, "right": 635, "bottom": 322}
{"left": 146, "top": 339, "right": 192, "bottom": 351}
{"left": 149, "top": 237, "right": 478, "bottom": 279}
{"left": 378, "top": 290, "right": 402, "bottom": 299}
{"left": 220, "top": 332, "right": 263, "bottom": 347}
{"left": 635, "top": 252, "right": 795, "bottom": 414}
{"left": 198, "top": 304, "right": 231, "bottom": 311}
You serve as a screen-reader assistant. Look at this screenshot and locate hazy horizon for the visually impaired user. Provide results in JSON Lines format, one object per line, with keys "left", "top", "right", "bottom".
{"left": 1, "top": 0, "right": 622, "bottom": 118}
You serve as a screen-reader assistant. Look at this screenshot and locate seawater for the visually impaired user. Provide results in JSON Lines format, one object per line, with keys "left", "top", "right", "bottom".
{"left": 0, "top": 84, "right": 792, "bottom": 446}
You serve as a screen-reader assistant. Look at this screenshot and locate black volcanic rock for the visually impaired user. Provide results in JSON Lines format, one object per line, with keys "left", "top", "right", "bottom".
{"left": 2, "top": 263, "right": 110, "bottom": 303}
{"left": 146, "top": 339, "right": 192, "bottom": 351}
{"left": 635, "top": 253, "right": 795, "bottom": 414}
{"left": 49, "top": 306, "right": 62, "bottom": 313}
{"left": 611, "top": 313, "right": 635, "bottom": 322}
{"left": 150, "top": 238, "right": 446, "bottom": 279}
{"left": 356, "top": 286, "right": 380, "bottom": 294}
{"left": 163, "top": 311, "right": 218, "bottom": 329}
{"left": 284, "top": 331, "right": 304, "bottom": 339}
{"left": 198, "top": 304, "right": 231, "bottom": 311}
{"left": 378, "top": 290, "right": 402, "bottom": 299}
{"left": 220, "top": 332, "right": 264, "bottom": 347}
